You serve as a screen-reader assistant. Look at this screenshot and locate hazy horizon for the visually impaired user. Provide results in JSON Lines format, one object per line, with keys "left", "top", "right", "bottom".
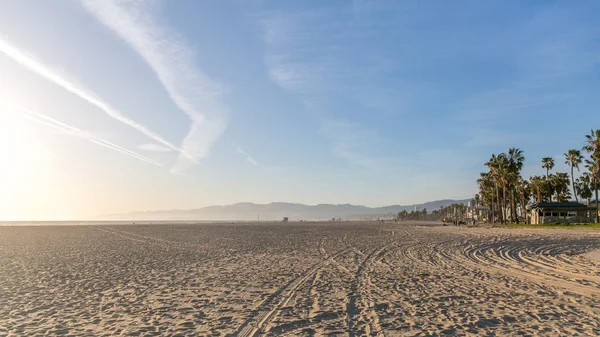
{"left": 1, "top": 198, "right": 470, "bottom": 222}
{"left": 1, "top": 1, "right": 599, "bottom": 220}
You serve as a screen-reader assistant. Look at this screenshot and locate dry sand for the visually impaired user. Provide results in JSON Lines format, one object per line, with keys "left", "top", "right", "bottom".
{"left": 1, "top": 222, "right": 600, "bottom": 336}
{"left": 586, "top": 249, "right": 600, "bottom": 263}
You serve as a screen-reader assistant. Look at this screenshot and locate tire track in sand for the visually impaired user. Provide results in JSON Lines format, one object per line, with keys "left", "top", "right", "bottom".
{"left": 94, "top": 227, "right": 167, "bottom": 248}
{"left": 232, "top": 246, "right": 353, "bottom": 337}
{"left": 462, "top": 240, "right": 600, "bottom": 297}
{"left": 345, "top": 228, "right": 402, "bottom": 337}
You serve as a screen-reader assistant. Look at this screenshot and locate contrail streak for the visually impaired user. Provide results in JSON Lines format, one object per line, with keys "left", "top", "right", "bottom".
{"left": 0, "top": 37, "right": 195, "bottom": 162}
{"left": 235, "top": 144, "right": 259, "bottom": 166}
{"left": 81, "top": 0, "right": 227, "bottom": 173}
{"left": 12, "top": 104, "right": 162, "bottom": 166}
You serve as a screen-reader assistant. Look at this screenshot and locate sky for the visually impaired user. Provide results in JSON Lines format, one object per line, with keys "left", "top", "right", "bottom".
{"left": 1, "top": 0, "right": 599, "bottom": 220}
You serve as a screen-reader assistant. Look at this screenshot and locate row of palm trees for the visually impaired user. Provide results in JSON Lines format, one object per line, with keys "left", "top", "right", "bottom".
{"left": 437, "top": 203, "right": 469, "bottom": 223}
{"left": 475, "top": 129, "right": 600, "bottom": 224}
{"left": 396, "top": 208, "right": 428, "bottom": 221}
{"left": 396, "top": 204, "right": 469, "bottom": 222}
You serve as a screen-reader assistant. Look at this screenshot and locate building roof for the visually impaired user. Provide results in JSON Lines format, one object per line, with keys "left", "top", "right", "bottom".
{"left": 529, "top": 202, "right": 588, "bottom": 210}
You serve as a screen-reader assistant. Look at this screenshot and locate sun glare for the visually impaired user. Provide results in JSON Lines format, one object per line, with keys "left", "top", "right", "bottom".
{"left": 0, "top": 109, "right": 48, "bottom": 204}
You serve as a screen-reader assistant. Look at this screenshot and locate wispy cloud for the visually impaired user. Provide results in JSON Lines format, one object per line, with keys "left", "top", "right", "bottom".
{"left": 258, "top": 6, "right": 422, "bottom": 106}
{"left": 0, "top": 36, "right": 186, "bottom": 158}
{"left": 258, "top": 6, "right": 414, "bottom": 165}
{"left": 235, "top": 145, "right": 259, "bottom": 166}
{"left": 319, "top": 120, "right": 379, "bottom": 168}
{"left": 138, "top": 143, "right": 172, "bottom": 152}
{"left": 10, "top": 104, "right": 162, "bottom": 166}
{"left": 82, "top": 0, "right": 228, "bottom": 174}
{"left": 260, "top": 12, "right": 357, "bottom": 103}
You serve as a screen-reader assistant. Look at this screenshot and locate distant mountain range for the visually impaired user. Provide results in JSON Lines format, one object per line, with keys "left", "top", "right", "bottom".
{"left": 98, "top": 199, "right": 470, "bottom": 221}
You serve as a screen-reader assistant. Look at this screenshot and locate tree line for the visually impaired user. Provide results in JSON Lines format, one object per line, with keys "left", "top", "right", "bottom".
{"left": 476, "top": 129, "right": 600, "bottom": 224}
{"left": 396, "top": 208, "right": 428, "bottom": 221}
{"left": 396, "top": 204, "right": 468, "bottom": 222}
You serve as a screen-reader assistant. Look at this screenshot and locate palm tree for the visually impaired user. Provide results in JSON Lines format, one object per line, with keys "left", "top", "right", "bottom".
{"left": 575, "top": 173, "right": 593, "bottom": 205}
{"left": 583, "top": 129, "right": 600, "bottom": 223}
{"left": 508, "top": 148, "right": 525, "bottom": 221}
{"left": 478, "top": 172, "right": 495, "bottom": 224}
{"left": 530, "top": 176, "right": 546, "bottom": 203}
{"left": 585, "top": 160, "right": 600, "bottom": 220}
{"left": 517, "top": 177, "right": 531, "bottom": 223}
{"left": 485, "top": 155, "right": 502, "bottom": 224}
{"left": 470, "top": 194, "right": 481, "bottom": 211}
{"left": 551, "top": 173, "right": 571, "bottom": 202}
{"left": 542, "top": 157, "right": 555, "bottom": 178}
{"left": 495, "top": 153, "right": 511, "bottom": 223}
{"left": 564, "top": 149, "right": 583, "bottom": 202}
{"left": 542, "top": 157, "right": 555, "bottom": 201}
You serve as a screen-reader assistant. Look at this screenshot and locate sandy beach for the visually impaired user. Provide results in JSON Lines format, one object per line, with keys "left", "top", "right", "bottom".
{"left": 1, "top": 222, "right": 600, "bottom": 336}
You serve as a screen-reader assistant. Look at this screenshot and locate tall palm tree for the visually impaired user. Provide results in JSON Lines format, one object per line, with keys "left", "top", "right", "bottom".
{"left": 498, "top": 153, "right": 512, "bottom": 223}
{"left": 490, "top": 153, "right": 510, "bottom": 224}
{"left": 508, "top": 148, "right": 525, "bottom": 221}
{"left": 517, "top": 177, "right": 531, "bottom": 223}
{"left": 583, "top": 129, "right": 600, "bottom": 223}
{"left": 542, "top": 157, "right": 555, "bottom": 201}
{"left": 564, "top": 149, "right": 583, "bottom": 202}
{"left": 585, "top": 160, "right": 599, "bottom": 221}
{"left": 485, "top": 155, "right": 502, "bottom": 224}
{"left": 478, "top": 172, "right": 494, "bottom": 224}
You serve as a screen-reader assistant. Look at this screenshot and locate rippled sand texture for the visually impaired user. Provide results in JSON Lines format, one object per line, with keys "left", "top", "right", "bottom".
{"left": 1, "top": 223, "right": 600, "bottom": 336}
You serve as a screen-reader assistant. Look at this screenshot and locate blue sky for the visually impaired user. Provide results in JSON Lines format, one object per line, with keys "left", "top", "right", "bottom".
{"left": 0, "top": 0, "right": 599, "bottom": 219}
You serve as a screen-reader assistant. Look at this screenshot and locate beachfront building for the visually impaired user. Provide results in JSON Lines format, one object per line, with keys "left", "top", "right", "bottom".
{"left": 588, "top": 202, "right": 600, "bottom": 218}
{"left": 466, "top": 206, "right": 480, "bottom": 221}
{"left": 468, "top": 206, "right": 488, "bottom": 222}
{"left": 528, "top": 202, "right": 590, "bottom": 224}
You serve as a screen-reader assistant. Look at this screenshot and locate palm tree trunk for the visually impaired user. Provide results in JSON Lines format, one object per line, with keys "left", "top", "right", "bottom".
{"left": 495, "top": 185, "right": 501, "bottom": 225}
{"left": 509, "top": 187, "right": 514, "bottom": 223}
{"left": 505, "top": 187, "right": 509, "bottom": 223}
{"left": 519, "top": 196, "right": 523, "bottom": 223}
{"left": 571, "top": 165, "right": 578, "bottom": 202}
{"left": 504, "top": 189, "right": 508, "bottom": 223}
{"left": 490, "top": 197, "right": 494, "bottom": 225}
{"left": 501, "top": 185, "right": 507, "bottom": 224}
{"left": 546, "top": 170, "right": 552, "bottom": 202}
{"left": 497, "top": 186, "right": 502, "bottom": 224}
{"left": 595, "top": 183, "right": 600, "bottom": 223}
{"left": 521, "top": 196, "right": 527, "bottom": 223}
{"left": 511, "top": 188, "right": 517, "bottom": 222}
